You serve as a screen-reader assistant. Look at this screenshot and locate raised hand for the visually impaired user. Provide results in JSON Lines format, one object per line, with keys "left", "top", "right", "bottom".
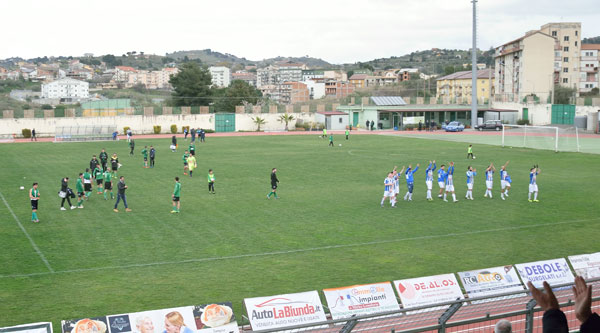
{"left": 572, "top": 276, "right": 592, "bottom": 324}
{"left": 528, "top": 281, "right": 559, "bottom": 311}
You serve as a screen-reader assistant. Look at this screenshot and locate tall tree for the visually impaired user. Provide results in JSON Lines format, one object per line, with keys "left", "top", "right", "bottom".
{"left": 169, "top": 62, "right": 213, "bottom": 106}
{"left": 213, "top": 80, "right": 262, "bottom": 112}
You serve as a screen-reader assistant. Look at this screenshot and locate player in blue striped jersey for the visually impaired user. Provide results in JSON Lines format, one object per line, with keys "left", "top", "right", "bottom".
{"left": 465, "top": 166, "right": 477, "bottom": 200}
{"left": 483, "top": 162, "right": 496, "bottom": 198}
{"left": 500, "top": 161, "right": 511, "bottom": 200}
{"left": 425, "top": 161, "right": 436, "bottom": 201}
{"left": 437, "top": 164, "right": 446, "bottom": 198}
{"left": 381, "top": 172, "right": 395, "bottom": 207}
{"left": 392, "top": 166, "right": 401, "bottom": 207}
{"left": 403, "top": 164, "right": 419, "bottom": 201}
{"left": 443, "top": 162, "right": 458, "bottom": 202}
{"left": 528, "top": 166, "right": 541, "bottom": 202}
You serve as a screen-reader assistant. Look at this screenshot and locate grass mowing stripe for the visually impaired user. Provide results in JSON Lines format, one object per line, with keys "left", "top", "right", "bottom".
{"left": 0, "top": 189, "right": 54, "bottom": 273}
{"left": 2, "top": 216, "right": 597, "bottom": 279}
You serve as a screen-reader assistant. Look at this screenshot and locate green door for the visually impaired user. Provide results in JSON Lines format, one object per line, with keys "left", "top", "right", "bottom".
{"left": 215, "top": 113, "right": 235, "bottom": 132}
{"left": 450, "top": 112, "right": 456, "bottom": 121}
{"left": 353, "top": 112, "right": 359, "bottom": 127}
{"left": 523, "top": 108, "right": 528, "bottom": 121}
{"left": 551, "top": 105, "right": 575, "bottom": 124}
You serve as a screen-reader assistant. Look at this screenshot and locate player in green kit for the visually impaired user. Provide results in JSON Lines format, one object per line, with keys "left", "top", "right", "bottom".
{"left": 94, "top": 165, "right": 104, "bottom": 194}
{"left": 103, "top": 168, "right": 114, "bottom": 199}
{"left": 329, "top": 134, "right": 334, "bottom": 147}
{"left": 208, "top": 169, "right": 215, "bottom": 194}
{"left": 345, "top": 129, "right": 349, "bottom": 140}
{"left": 182, "top": 150, "right": 189, "bottom": 175}
{"left": 29, "top": 182, "right": 40, "bottom": 223}
{"left": 83, "top": 168, "right": 93, "bottom": 199}
{"left": 76, "top": 173, "right": 85, "bottom": 208}
{"left": 171, "top": 177, "right": 181, "bottom": 213}
{"left": 141, "top": 146, "right": 149, "bottom": 168}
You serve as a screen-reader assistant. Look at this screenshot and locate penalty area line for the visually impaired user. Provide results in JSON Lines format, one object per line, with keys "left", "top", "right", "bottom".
{"left": 1, "top": 217, "right": 598, "bottom": 279}
{"left": 0, "top": 189, "right": 54, "bottom": 273}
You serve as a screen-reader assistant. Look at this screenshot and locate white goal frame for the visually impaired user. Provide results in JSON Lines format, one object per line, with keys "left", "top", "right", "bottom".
{"left": 502, "top": 124, "right": 560, "bottom": 152}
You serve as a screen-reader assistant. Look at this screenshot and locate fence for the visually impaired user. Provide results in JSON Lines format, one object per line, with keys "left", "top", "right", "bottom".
{"left": 238, "top": 278, "right": 600, "bottom": 332}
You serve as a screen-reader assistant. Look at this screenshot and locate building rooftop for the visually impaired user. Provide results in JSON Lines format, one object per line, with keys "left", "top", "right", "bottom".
{"left": 437, "top": 68, "right": 494, "bottom": 81}
{"left": 349, "top": 74, "right": 368, "bottom": 80}
{"left": 370, "top": 96, "right": 407, "bottom": 106}
{"left": 581, "top": 44, "right": 600, "bottom": 50}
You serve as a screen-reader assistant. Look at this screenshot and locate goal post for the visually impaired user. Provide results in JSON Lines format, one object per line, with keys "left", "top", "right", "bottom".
{"left": 54, "top": 125, "right": 118, "bottom": 143}
{"left": 502, "top": 124, "right": 580, "bottom": 153}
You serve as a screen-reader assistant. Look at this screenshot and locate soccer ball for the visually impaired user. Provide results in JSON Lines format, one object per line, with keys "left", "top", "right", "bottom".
{"left": 19, "top": 186, "right": 24, "bottom": 190}
{"left": 339, "top": 144, "right": 342, "bottom": 147}
{"left": 473, "top": 156, "right": 476, "bottom": 159}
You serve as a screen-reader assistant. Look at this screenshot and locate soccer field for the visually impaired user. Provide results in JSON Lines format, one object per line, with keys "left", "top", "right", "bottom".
{"left": 1, "top": 134, "right": 599, "bottom": 329}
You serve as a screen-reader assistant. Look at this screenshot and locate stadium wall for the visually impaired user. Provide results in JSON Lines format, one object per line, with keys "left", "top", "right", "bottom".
{"left": 493, "top": 102, "right": 599, "bottom": 129}
{"left": 0, "top": 113, "right": 319, "bottom": 136}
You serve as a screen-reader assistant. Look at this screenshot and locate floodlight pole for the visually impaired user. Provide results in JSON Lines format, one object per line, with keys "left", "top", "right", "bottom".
{"left": 471, "top": 0, "right": 478, "bottom": 128}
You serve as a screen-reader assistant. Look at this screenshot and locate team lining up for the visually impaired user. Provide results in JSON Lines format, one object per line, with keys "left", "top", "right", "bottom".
{"left": 380, "top": 159, "right": 541, "bottom": 207}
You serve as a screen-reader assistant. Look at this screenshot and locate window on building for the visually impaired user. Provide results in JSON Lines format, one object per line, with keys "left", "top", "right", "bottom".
{"left": 564, "top": 36, "right": 569, "bottom": 42}
{"left": 575, "top": 31, "right": 578, "bottom": 36}
{"left": 339, "top": 118, "right": 343, "bottom": 123}
{"left": 564, "top": 46, "right": 569, "bottom": 52}
{"left": 552, "top": 31, "right": 557, "bottom": 37}
{"left": 563, "top": 68, "right": 569, "bottom": 73}
{"left": 575, "top": 41, "right": 578, "bottom": 46}
{"left": 563, "top": 78, "right": 568, "bottom": 83}
{"left": 564, "top": 57, "right": 569, "bottom": 62}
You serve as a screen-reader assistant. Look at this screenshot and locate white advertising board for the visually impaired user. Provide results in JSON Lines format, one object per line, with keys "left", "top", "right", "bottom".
{"left": 458, "top": 265, "right": 524, "bottom": 298}
{"left": 323, "top": 282, "right": 400, "bottom": 319}
{"left": 244, "top": 291, "right": 326, "bottom": 331}
{"left": 515, "top": 258, "right": 574, "bottom": 288}
{"left": 569, "top": 252, "right": 600, "bottom": 279}
{"left": 394, "top": 273, "right": 464, "bottom": 308}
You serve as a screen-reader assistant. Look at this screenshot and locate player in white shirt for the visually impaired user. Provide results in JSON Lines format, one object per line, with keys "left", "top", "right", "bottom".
{"left": 528, "top": 165, "right": 541, "bottom": 202}
{"left": 381, "top": 172, "right": 395, "bottom": 207}
{"left": 391, "top": 166, "right": 403, "bottom": 207}
{"left": 425, "top": 161, "right": 436, "bottom": 201}
{"left": 465, "top": 166, "right": 477, "bottom": 200}
{"left": 483, "top": 162, "right": 496, "bottom": 198}
{"left": 499, "top": 161, "right": 511, "bottom": 200}
{"left": 437, "top": 164, "right": 446, "bottom": 198}
{"left": 443, "top": 162, "right": 458, "bottom": 202}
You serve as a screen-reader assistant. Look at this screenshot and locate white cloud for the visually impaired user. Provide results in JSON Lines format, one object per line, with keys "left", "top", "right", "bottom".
{"left": 1, "top": 0, "right": 599, "bottom": 64}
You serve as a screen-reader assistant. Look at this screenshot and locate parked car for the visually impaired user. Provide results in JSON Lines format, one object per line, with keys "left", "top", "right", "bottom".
{"left": 475, "top": 120, "right": 503, "bottom": 131}
{"left": 445, "top": 121, "right": 465, "bottom": 132}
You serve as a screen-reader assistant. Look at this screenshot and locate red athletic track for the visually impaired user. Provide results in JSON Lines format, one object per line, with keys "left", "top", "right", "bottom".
{"left": 7, "top": 129, "right": 599, "bottom": 144}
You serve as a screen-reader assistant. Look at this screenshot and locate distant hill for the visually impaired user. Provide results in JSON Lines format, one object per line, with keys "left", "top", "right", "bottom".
{"left": 166, "top": 49, "right": 332, "bottom": 68}
{"left": 582, "top": 36, "right": 600, "bottom": 44}
{"left": 341, "top": 48, "right": 496, "bottom": 75}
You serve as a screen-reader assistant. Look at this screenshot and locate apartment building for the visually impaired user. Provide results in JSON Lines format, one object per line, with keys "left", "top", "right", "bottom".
{"left": 231, "top": 71, "right": 257, "bottom": 86}
{"left": 280, "top": 81, "right": 310, "bottom": 104}
{"left": 580, "top": 44, "right": 600, "bottom": 93}
{"left": 539, "top": 22, "right": 581, "bottom": 90}
{"left": 349, "top": 74, "right": 367, "bottom": 88}
{"left": 209, "top": 66, "right": 231, "bottom": 87}
{"left": 41, "top": 78, "right": 89, "bottom": 100}
{"left": 494, "top": 31, "right": 555, "bottom": 103}
{"left": 256, "top": 62, "right": 307, "bottom": 87}
{"left": 436, "top": 69, "right": 494, "bottom": 103}
{"left": 325, "top": 81, "right": 355, "bottom": 98}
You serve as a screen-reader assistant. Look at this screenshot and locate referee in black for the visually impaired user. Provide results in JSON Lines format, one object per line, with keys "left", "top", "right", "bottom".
{"left": 267, "top": 168, "right": 279, "bottom": 199}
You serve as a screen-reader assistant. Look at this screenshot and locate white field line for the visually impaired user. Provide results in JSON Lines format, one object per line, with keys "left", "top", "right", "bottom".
{"left": 1, "top": 217, "right": 598, "bottom": 279}
{"left": 0, "top": 189, "right": 54, "bottom": 273}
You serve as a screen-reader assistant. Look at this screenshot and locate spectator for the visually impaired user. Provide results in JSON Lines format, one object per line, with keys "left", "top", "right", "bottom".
{"left": 494, "top": 319, "right": 512, "bottom": 333}
{"left": 527, "top": 277, "right": 600, "bottom": 332}
{"left": 31, "top": 128, "right": 37, "bottom": 141}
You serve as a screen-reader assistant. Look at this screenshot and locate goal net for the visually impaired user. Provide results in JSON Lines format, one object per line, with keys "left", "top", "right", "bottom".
{"left": 502, "top": 125, "right": 581, "bottom": 153}
{"left": 54, "top": 126, "right": 118, "bottom": 142}
{"left": 0, "top": 133, "right": 15, "bottom": 143}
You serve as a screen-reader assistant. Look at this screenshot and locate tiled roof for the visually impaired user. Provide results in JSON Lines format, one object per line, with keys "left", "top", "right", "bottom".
{"left": 349, "top": 74, "right": 368, "bottom": 80}
{"left": 581, "top": 44, "right": 600, "bottom": 50}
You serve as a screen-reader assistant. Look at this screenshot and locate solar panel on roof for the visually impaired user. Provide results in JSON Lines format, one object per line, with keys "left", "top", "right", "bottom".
{"left": 370, "top": 96, "right": 407, "bottom": 106}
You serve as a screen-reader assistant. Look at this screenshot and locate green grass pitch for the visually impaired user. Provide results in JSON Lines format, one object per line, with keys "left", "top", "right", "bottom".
{"left": 0, "top": 134, "right": 598, "bottom": 329}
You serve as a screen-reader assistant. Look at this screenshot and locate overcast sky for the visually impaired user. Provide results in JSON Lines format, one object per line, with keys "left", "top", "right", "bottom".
{"left": 1, "top": 0, "right": 599, "bottom": 64}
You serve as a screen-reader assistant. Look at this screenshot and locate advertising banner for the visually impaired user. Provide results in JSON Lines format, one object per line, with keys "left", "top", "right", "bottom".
{"left": 569, "top": 252, "right": 600, "bottom": 279}
{"left": 515, "top": 258, "right": 574, "bottom": 288}
{"left": 323, "top": 282, "right": 400, "bottom": 319}
{"left": 458, "top": 265, "right": 524, "bottom": 298}
{"left": 1, "top": 322, "right": 52, "bottom": 333}
{"left": 61, "top": 303, "right": 238, "bottom": 333}
{"left": 394, "top": 273, "right": 464, "bottom": 308}
{"left": 244, "top": 291, "right": 326, "bottom": 331}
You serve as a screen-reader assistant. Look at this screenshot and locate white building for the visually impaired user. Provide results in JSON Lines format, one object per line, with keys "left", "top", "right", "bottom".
{"left": 209, "top": 66, "right": 231, "bottom": 87}
{"left": 302, "top": 80, "right": 326, "bottom": 99}
{"left": 41, "top": 78, "right": 89, "bottom": 100}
